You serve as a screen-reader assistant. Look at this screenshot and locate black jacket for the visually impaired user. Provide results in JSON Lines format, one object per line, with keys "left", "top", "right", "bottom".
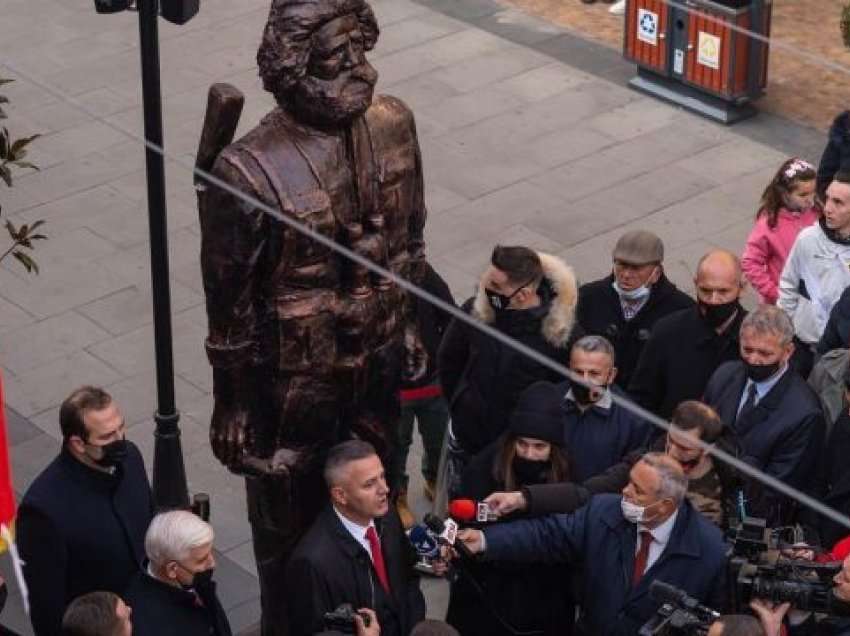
{"left": 818, "top": 285, "right": 850, "bottom": 354}
{"left": 438, "top": 254, "right": 581, "bottom": 454}
{"left": 447, "top": 441, "right": 574, "bottom": 636}
{"left": 818, "top": 112, "right": 850, "bottom": 200}
{"left": 285, "top": 506, "right": 425, "bottom": 636}
{"left": 810, "top": 410, "right": 850, "bottom": 549}
{"left": 123, "top": 571, "right": 232, "bottom": 636}
{"left": 703, "top": 362, "right": 825, "bottom": 525}
{"left": 577, "top": 273, "right": 694, "bottom": 389}
{"left": 629, "top": 305, "right": 746, "bottom": 419}
{"left": 402, "top": 263, "right": 456, "bottom": 391}
{"left": 18, "top": 444, "right": 153, "bottom": 636}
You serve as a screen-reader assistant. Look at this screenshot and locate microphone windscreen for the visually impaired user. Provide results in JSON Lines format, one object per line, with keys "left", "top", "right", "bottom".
{"left": 648, "top": 580, "right": 683, "bottom": 605}
{"left": 409, "top": 525, "right": 439, "bottom": 558}
{"left": 448, "top": 499, "right": 477, "bottom": 521}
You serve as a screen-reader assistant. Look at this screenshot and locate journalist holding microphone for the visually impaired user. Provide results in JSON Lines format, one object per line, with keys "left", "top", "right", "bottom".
{"left": 454, "top": 453, "right": 728, "bottom": 635}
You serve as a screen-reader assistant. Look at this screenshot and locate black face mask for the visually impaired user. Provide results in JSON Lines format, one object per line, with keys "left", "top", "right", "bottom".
{"left": 88, "top": 438, "right": 128, "bottom": 468}
{"left": 512, "top": 457, "right": 551, "bottom": 485}
{"left": 571, "top": 382, "right": 605, "bottom": 405}
{"left": 179, "top": 567, "right": 215, "bottom": 593}
{"left": 699, "top": 299, "right": 740, "bottom": 329}
{"left": 745, "top": 361, "right": 781, "bottom": 383}
{"left": 485, "top": 287, "right": 517, "bottom": 312}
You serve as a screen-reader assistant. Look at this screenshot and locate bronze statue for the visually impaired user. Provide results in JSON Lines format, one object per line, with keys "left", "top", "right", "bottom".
{"left": 195, "top": 0, "right": 430, "bottom": 633}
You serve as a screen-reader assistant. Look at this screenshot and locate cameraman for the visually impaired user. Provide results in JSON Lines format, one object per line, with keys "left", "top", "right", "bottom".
{"left": 708, "top": 613, "right": 769, "bottom": 636}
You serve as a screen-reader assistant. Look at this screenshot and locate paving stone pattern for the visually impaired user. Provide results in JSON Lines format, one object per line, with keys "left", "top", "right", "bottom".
{"left": 0, "top": 0, "right": 828, "bottom": 632}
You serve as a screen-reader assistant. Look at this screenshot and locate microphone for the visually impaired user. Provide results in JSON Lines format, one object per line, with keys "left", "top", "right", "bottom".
{"left": 424, "top": 513, "right": 475, "bottom": 560}
{"left": 648, "top": 581, "right": 719, "bottom": 621}
{"left": 448, "top": 498, "right": 497, "bottom": 523}
{"left": 409, "top": 525, "right": 440, "bottom": 560}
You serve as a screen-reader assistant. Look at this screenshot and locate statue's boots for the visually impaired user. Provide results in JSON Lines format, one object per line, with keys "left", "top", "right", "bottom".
{"left": 397, "top": 490, "right": 415, "bottom": 530}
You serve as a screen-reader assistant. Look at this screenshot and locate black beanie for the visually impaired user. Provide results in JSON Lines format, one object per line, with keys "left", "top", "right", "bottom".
{"left": 509, "top": 382, "right": 565, "bottom": 446}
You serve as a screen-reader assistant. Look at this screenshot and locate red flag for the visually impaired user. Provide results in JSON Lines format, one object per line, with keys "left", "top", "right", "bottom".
{"left": 0, "top": 372, "right": 17, "bottom": 552}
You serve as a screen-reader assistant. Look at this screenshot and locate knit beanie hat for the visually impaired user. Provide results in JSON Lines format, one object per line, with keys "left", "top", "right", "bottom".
{"left": 509, "top": 382, "right": 565, "bottom": 446}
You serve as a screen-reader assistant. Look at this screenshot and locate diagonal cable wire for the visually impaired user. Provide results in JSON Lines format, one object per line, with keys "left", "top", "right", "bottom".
{"left": 3, "top": 4, "right": 850, "bottom": 532}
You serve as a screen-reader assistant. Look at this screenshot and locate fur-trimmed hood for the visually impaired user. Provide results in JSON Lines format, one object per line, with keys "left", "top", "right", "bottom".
{"left": 471, "top": 252, "right": 578, "bottom": 347}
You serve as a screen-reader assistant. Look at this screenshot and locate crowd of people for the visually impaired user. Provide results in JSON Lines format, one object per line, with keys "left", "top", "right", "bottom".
{"left": 9, "top": 116, "right": 850, "bottom": 636}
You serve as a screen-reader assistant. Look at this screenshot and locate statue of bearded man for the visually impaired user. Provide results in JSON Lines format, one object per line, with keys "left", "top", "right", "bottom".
{"left": 195, "top": 0, "right": 431, "bottom": 633}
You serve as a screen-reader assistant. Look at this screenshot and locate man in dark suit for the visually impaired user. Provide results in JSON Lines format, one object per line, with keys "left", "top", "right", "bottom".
{"left": 285, "top": 440, "right": 425, "bottom": 636}
{"left": 124, "top": 510, "right": 231, "bottom": 636}
{"left": 704, "top": 305, "right": 825, "bottom": 526}
{"left": 458, "top": 453, "right": 727, "bottom": 636}
{"left": 577, "top": 230, "right": 693, "bottom": 390}
{"left": 629, "top": 250, "right": 746, "bottom": 419}
{"left": 18, "top": 386, "right": 153, "bottom": 636}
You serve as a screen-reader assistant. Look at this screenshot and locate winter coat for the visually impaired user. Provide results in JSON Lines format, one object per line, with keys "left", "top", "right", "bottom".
{"left": 818, "top": 286, "right": 850, "bottom": 354}
{"left": 817, "top": 111, "right": 850, "bottom": 200}
{"left": 778, "top": 221, "right": 850, "bottom": 344}
{"left": 284, "top": 505, "right": 425, "bottom": 636}
{"left": 401, "top": 263, "right": 456, "bottom": 393}
{"left": 809, "top": 410, "right": 850, "bottom": 550}
{"left": 742, "top": 207, "right": 820, "bottom": 304}
{"left": 446, "top": 441, "right": 574, "bottom": 636}
{"left": 559, "top": 382, "right": 653, "bottom": 482}
{"left": 482, "top": 495, "right": 727, "bottom": 636}
{"left": 808, "top": 348, "right": 849, "bottom": 433}
{"left": 438, "top": 253, "right": 581, "bottom": 455}
{"left": 576, "top": 273, "right": 693, "bottom": 389}
{"left": 628, "top": 305, "right": 746, "bottom": 420}
{"left": 124, "top": 571, "right": 232, "bottom": 636}
{"left": 703, "top": 362, "right": 825, "bottom": 526}
{"left": 18, "top": 444, "right": 153, "bottom": 636}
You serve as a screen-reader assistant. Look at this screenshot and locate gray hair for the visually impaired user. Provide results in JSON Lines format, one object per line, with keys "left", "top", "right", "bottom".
{"left": 640, "top": 452, "right": 687, "bottom": 506}
{"left": 571, "top": 335, "right": 616, "bottom": 364}
{"left": 324, "top": 439, "right": 378, "bottom": 488}
{"left": 145, "top": 511, "right": 214, "bottom": 565}
{"left": 740, "top": 304, "right": 794, "bottom": 346}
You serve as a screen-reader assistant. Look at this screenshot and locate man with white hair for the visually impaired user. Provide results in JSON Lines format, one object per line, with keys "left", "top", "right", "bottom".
{"left": 704, "top": 304, "right": 825, "bottom": 526}
{"left": 123, "top": 511, "right": 231, "bottom": 636}
{"left": 456, "top": 453, "right": 727, "bottom": 636}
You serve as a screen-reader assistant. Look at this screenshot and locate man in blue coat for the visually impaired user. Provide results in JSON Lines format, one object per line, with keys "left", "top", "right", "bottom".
{"left": 457, "top": 453, "right": 727, "bottom": 636}
{"left": 703, "top": 305, "right": 825, "bottom": 526}
{"left": 18, "top": 386, "right": 153, "bottom": 636}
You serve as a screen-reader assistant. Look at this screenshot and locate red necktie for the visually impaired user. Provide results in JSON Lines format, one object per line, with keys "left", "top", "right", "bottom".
{"left": 366, "top": 526, "right": 391, "bottom": 595}
{"left": 632, "top": 530, "right": 653, "bottom": 587}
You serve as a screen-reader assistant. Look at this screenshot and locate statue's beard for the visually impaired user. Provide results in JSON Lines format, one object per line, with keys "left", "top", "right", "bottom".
{"left": 289, "top": 62, "right": 378, "bottom": 127}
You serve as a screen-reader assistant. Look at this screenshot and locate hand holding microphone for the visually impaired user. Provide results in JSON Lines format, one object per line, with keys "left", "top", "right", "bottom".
{"left": 482, "top": 491, "right": 528, "bottom": 517}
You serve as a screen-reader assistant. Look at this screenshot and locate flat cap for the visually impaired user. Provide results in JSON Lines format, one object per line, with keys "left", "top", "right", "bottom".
{"left": 612, "top": 230, "right": 664, "bottom": 265}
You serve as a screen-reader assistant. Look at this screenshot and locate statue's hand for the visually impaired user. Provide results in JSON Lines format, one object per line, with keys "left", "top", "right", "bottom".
{"left": 241, "top": 447, "right": 302, "bottom": 479}
{"left": 210, "top": 403, "right": 250, "bottom": 471}
{"left": 403, "top": 326, "right": 428, "bottom": 383}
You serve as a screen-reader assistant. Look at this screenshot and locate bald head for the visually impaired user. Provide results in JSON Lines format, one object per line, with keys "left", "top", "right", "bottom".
{"left": 694, "top": 250, "right": 744, "bottom": 307}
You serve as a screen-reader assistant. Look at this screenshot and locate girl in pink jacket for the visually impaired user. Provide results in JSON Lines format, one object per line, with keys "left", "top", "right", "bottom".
{"left": 742, "top": 158, "right": 820, "bottom": 304}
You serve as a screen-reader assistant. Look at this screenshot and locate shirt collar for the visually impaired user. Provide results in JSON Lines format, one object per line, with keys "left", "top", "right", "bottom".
{"left": 334, "top": 506, "right": 375, "bottom": 542}
{"left": 639, "top": 508, "right": 678, "bottom": 546}
{"left": 564, "top": 387, "right": 613, "bottom": 411}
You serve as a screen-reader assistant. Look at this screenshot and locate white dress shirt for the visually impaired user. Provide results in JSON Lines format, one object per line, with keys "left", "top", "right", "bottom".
{"left": 636, "top": 508, "right": 678, "bottom": 572}
{"left": 334, "top": 507, "right": 376, "bottom": 562}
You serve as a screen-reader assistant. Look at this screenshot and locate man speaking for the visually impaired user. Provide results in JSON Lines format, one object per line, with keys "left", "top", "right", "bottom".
{"left": 456, "top": 453, "right": 727, "bottom": 635}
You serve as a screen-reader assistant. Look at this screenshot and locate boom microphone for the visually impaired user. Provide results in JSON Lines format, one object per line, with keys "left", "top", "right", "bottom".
{"left": 649, "top": 580, "right": 720, "bottom": 620}
{"left": 448, "top": 498, "right": 497, "bottom": 523}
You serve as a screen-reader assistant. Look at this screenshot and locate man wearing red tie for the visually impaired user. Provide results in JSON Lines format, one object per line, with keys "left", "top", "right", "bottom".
{"left": 457, "top": 453, "right": 728, "bottom": 635}
{"left": 285, "top": 441, "right": 425, "bottom": 636}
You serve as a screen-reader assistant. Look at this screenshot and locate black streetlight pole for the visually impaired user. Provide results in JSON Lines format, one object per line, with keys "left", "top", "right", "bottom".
{"left": 137, "top": 0, "right": 189, "bottom": 511}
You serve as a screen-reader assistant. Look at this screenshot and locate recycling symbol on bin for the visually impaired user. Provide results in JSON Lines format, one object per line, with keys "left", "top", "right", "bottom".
{"left": 639, "top": 12, "right": 657, "bottom": 38}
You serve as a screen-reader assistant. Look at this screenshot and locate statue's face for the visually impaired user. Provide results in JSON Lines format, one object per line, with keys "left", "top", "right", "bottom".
{"left": 292, "top": 13, "right": 378, "bottom": 126}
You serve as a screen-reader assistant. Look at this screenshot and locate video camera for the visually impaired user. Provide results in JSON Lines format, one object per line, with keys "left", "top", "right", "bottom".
{"left": 727, "top": 516, "right": 841, "bottom": 614}
{"left": 639, "top": 581, "right": 720, "bottom": 636}
{"left": 323, "top": 604, "right": 371, "bottom": 634}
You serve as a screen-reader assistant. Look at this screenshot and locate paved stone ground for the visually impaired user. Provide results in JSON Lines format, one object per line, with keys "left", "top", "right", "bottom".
{"left": 0, "top": 0, "right": 832, "bottom": 632}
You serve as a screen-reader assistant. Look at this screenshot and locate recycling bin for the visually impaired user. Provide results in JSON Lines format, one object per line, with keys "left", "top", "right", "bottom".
{"left": 624, "top": 0, "right": 771, "bottom": 123}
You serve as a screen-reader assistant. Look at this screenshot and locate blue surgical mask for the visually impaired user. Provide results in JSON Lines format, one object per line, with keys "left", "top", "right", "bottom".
{"left": 612, "top": 280, "right": 651, "bottom": 302}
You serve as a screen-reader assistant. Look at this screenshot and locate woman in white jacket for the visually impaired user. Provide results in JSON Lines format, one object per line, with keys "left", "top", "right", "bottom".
{"left": 778, "top": 171, "right": 850, "bottom": 346}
